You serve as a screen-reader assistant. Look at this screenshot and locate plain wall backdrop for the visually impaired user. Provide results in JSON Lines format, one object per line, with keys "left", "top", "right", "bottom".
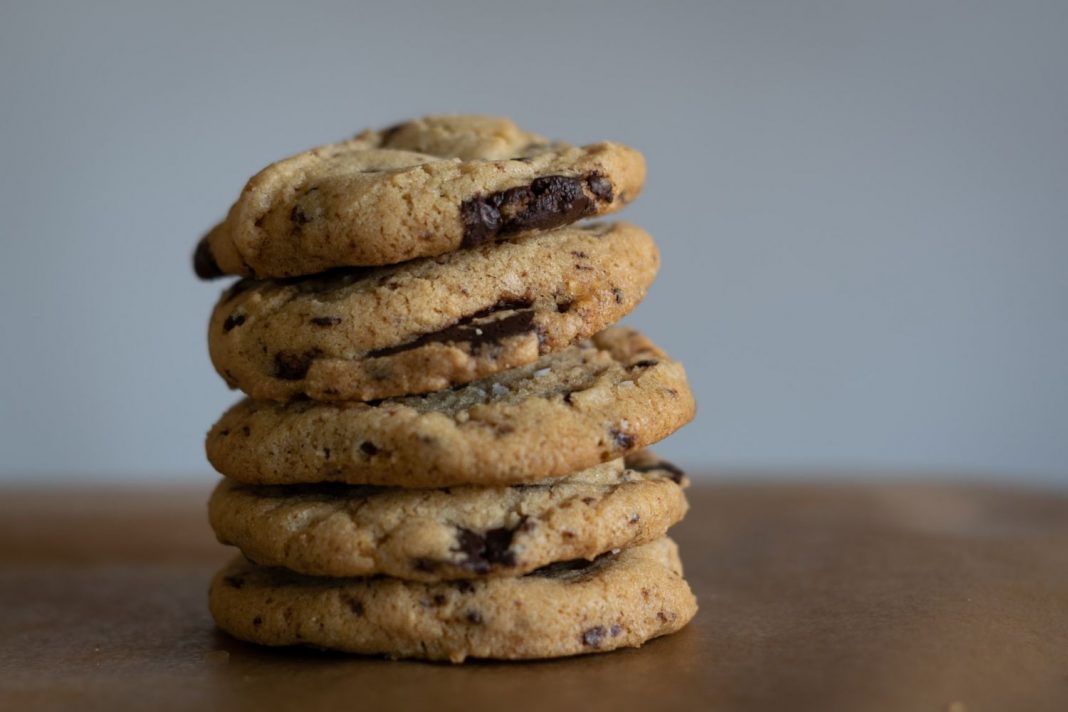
{"left": 1, "top": 1, "right": 1066, "bottom": 484}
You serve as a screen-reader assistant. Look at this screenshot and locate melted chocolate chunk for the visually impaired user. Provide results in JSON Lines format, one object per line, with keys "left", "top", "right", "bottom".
{"left": 359, "top": 441, "right": 378, "bottom": 456}
{"left": 222, "top": 313, "right": 246, "bottom": 332}
{"left": 252, "top": 616, "right": 263, "bottom": 626}
{"left": 531, "top": 551, "right": 615, "bottom": 580}
{"left": 273, "top": 349, "right": 322, "bottom": 380}
{"left": 193, "top": 236, "right": 224, "bottom": 279}
{"left": 582, "top": 626, "right": 607, "bottom": 647}
{"left": 366, "top": 300, "right": 536, "bottom": 358}
{"left": 453, "top": 520, "right": 525, "bottom": 573}
{"left": 629, "top": 458, "right": 686, "bottom": 484}
{"left": 310, "top": 316, "right": 342, "bottom": 327}
{"left": 460, "top": 172, "right": 612, "bottom": 248}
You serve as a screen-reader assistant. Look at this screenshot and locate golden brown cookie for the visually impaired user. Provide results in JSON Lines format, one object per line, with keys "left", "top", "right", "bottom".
{"left": 208, "top": 452, "right": 688, "bottom": 580}
{"left": 194, "top": 115, "right": 645, "bottom": 279}
{"left": 209, "top": 537, "right": 697, "bottom": 662}
{"left": 208, "top": 222, "right": 658, "bottom": 401}
{"left": 206, "top": 328, "right": 696, "bottom": 488}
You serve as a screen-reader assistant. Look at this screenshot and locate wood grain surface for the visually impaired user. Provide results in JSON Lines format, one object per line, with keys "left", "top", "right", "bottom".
{"left": 1, "top": 481, "right": 1066, "bottom": 711}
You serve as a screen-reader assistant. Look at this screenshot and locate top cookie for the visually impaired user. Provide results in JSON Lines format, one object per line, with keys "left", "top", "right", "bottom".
{"left": 194, "top": 115, "right": 646, "bottom": 279}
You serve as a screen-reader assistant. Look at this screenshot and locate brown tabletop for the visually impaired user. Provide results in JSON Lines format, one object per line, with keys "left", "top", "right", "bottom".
{"left": 1, "top": 481, "right": 1066, "bottom": 711}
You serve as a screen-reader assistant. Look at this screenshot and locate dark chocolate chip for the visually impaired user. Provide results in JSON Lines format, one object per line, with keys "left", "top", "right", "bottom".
{"left": 345, "top": 597, "right": 365, "bottom": 616}
{"left": 290, "top": 204, "right": 311, "bottom": 226}
{"left": 366, "top": 300, "right": 535, "bottom": 358}
{"left": 629, "top": 458, "right": 686, "bottom": 484}
{"left": 610, "top": 624, "right": 622, "bottom": 637}
{"left": 629, "top": 512, "right": 640, "bottom": 524}
{"left": 459, "top": 172, "right": 608, "bottom": 248}
{"left": 582, "top": 626, "right": 607, "bottom": 647}
{"left": 455, "top": 580, "right": 475, "bottom": 594}
{"left": 460, "top": 201, "right": 502, "bottom": 247}
{"left": 466, "top": 610, "right": 483, "bottom": 624}
{"left": 359, "top": 441, "right": 379, "bottom": 456}
{"left": 588, "top": 173, "right": 614, "bottom": 201}
{"left": 193, "top": 236, "right": 224, "bottom": 279}
{"left": 222, "top": 313, "right": 246, "bottom": 332}
{"left": 556, "top": 298, "right": 574, "bottom": 313}
{"left": 421, "top": 594, "right": 447, "bottom": 608}
{"left": 609, "top": 427, "right": 635, "bottom": 450}
{"left": 273, "top": 349, "right": 322, "bottom": 380}
{"left": 531, "top": 555, "right": 605, "bottom": 579}
{"left": 630, "top": 359, "right": 659, "bottom": 369}
{"left": 453, "top": 520, "right": 525, "bottom": 573}
{"left": 310, "top": 316, "right": 342, "bottom": 327}
{"left": 613, "top": 287, "right": 624, "bottom": 304}
{"left": 252, "top": 616, "right": 263, "bottom": 626}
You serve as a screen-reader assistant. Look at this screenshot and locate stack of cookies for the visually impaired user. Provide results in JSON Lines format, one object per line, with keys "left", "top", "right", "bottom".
{"left": 194, "top": 115, "right": 698, "bottom": 662}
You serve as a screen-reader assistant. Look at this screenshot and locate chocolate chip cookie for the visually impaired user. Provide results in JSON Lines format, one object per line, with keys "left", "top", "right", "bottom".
{"left": 209, "top": 451, "right": 688, "bottom": 581}
{"left": 208, "top": 537, "right": 696, "bottom": 662}
{"left": 194, "top": 115, "right": 645, "bottom": 279}
{"left": 208, "top": 222, "right": 658, "bottom": 402}
{"left": 206, "top": 328, "right": 695, "bottom": 488}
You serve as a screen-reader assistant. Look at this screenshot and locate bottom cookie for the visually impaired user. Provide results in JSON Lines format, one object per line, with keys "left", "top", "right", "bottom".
{"left": 209, "top": 537, "right": 697, "bottom": 662}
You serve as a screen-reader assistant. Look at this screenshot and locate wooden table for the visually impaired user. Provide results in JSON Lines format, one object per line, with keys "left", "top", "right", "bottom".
{"left": 2, "top": 481, "right": 1066, "bottom": 711}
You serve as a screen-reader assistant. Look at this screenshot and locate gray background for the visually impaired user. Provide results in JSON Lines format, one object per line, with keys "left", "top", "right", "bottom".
{"left": 1, "top": 1, "right": 1066, "bottom": 484}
